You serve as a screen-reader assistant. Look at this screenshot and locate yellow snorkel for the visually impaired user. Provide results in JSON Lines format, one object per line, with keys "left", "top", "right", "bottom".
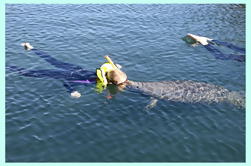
{"left": 104, "top": 56, "right": 118, "bottom": 69}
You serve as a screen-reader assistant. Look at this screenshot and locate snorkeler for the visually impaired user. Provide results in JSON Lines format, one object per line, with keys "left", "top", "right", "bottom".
{"left": 186, "top": 33, "right": 245, "bottom": 62}
{"left": 8, "top": 43, "right": 125, "bottom": 98}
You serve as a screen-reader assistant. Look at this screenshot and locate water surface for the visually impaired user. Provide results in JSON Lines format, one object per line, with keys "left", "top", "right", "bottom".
{"left": 6, "top": 4, "right": 245, "bottom": 162}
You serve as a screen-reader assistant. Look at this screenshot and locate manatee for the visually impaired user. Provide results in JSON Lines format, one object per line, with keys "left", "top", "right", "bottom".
{"left": 127, "top": 80, "right": 245, "bottom": 108}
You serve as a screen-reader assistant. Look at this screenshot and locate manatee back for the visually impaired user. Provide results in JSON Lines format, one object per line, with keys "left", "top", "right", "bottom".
{"left": 129, "top": 80, "right": 244, "bottom": 107}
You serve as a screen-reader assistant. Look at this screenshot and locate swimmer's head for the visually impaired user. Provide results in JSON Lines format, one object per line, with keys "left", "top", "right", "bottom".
{"left": 107, "top": 69, "right": 127, "bottom": 85}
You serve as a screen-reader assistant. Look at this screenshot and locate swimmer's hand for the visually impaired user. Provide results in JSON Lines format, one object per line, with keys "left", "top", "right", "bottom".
{"left": 186, "top": 33, "right": 213, "bottom": 46}
{"left": 71, "top": 91, "right": 81, "bottom": 98}
{"left": 21, "top": 42, "right": 34, "bottom": 50}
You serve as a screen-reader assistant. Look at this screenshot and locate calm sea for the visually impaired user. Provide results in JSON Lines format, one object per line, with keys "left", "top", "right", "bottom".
{"left": 6, "top": 4, "right": 245, "bottom": 162}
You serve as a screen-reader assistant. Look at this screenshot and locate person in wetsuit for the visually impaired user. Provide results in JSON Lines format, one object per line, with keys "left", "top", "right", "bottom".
{"left": 8, "top": 43, "right": 126, "bottom": 98}
{"left": 186, "top": 33, "right": 245, "bottom": 62}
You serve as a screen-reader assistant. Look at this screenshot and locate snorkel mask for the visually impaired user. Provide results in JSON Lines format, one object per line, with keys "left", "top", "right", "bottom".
{"left": 107, "top": 69, "right": 127, "bottom": 85}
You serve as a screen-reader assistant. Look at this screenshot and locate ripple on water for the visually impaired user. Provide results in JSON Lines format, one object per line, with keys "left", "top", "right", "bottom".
{"left": 6, "top": 4, "right": 245, "bottom": 162}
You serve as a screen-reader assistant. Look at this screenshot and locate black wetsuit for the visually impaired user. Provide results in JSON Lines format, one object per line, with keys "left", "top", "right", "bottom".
{"left": 7, "top": 49, "right": 97, "bottom": 93}
{"left": 204, "top": 40, "right": 245, "bottom": 62}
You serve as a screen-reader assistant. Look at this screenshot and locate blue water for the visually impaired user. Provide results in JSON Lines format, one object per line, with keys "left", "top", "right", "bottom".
{"left": 6, "top": 4, "right": 245, "bottom": 162}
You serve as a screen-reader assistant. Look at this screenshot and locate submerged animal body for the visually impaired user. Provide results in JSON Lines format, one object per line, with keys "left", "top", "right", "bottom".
{"left": 127, "top": 80, "right": 245, "bottom": 108}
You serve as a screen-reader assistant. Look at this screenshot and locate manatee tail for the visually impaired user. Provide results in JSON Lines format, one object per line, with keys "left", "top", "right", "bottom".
{"left": 227, "top": 91, "right": 245, "bottom": 109}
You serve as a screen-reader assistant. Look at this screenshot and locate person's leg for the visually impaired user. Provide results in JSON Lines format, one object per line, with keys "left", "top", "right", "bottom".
{"left": 227, "top": 54, "right": 245, "bottom": 62}
{"left": 203, "top": 44, "right": 228, "bottom": 60}
{"left": 21, "top": 42, "right": 84, "bottom": 71}
{"left": 212, "top": 40, "right": 245, "bottom": 54}
{"left": 204, "top": 44, "right": 245, "bottom": 62}
{"left": 31, "top": 49, "right": 84, "bottom": 71}
{"left": 7, "top": 65, "right": 97, "bottom": 81}
{"left": 7, "top": 65, "right": 69, "bottom": 79}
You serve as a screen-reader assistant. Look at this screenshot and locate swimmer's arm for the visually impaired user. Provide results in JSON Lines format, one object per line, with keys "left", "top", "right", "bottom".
{"left": 63, "top": 81, "right": 81, "bottom": 98}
